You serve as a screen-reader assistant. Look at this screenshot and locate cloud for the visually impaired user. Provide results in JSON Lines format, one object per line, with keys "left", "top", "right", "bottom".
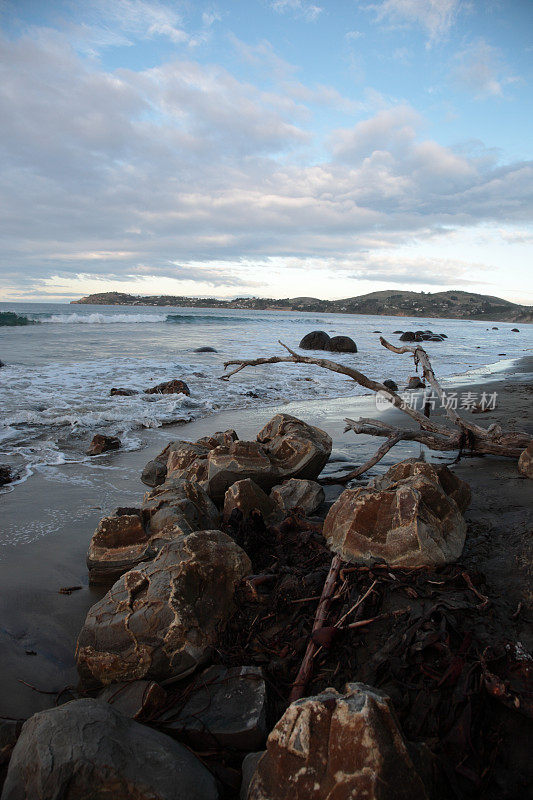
{"left": 369, "top": 0, "right": 462, "bottom": 44}
{"left": 452, "top": 39, "right": 519, "bottom": 98}
{"left": 0, "top": 26, "right": 531, "bottom": 297}
{"left": 268, "top": 1, "right": 323, "bottom": 22}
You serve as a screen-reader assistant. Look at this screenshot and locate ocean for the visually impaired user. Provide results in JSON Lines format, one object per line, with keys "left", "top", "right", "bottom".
{"left": 1, "top": 301, "right": 531, "bottom": 493}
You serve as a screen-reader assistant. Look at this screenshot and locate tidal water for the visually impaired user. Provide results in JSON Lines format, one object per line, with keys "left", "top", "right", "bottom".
{"left": 1, "top": 301, "right": 530, "bottom": 491}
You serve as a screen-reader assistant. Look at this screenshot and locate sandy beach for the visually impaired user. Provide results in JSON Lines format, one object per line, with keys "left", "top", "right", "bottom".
{"left": 0, "top": 355, "right": 531, "bottom": 722}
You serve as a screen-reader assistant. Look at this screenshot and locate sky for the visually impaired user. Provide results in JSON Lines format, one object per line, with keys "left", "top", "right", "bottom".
{"left": 0, "top": 0, "right": 532, "bottom": 304}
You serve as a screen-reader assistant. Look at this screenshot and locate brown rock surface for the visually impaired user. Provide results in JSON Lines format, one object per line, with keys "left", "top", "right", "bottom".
{"left": 270, "top": 478, "right": 325, "bottom": 516}
{"left": 518, "top": 441, "right": 533, "bottom": 479}
{"left": 76, "top": 531, "right": 251, "bottom": 688}
{"left": 87, "top": 511, "right": 151, "bottom": 584}
{"left": 223, "top": 479, "right": 277, "bottom": 523}
{"left": 323, "top": 472, "right": 466, "bottom": 567}
{"left": 197, "top": 429, "right": 238, "bottom": 449}
{"left": 145, "top": 379, "right": 190, "bottom": 395}
{"left": 257, "top": 414, "right": 332, "bottom": 481}
{"left": 86, "top": 433, "right": 121, "bottom": 455}
{"left": 1, "top": 698, "right": 218, "bottom": 800}
{"left": 141, "top": 480, "right": 219, "bottom": 538}
{"left": 207, "top": 440, "right": 275, "bottom": 501}
{"left": 371, "top": 458, "right": 471, "bottom": 513}
{"left": 247, "top": 683, "right": 428, "bottom": 800}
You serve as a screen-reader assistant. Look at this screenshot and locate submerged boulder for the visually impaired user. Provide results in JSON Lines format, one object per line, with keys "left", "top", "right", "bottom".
{"left": 298, "top": 330, "right": 330, "bottom": 350}
{"left": 110, "top": 387, "right": 139, "bottom": 396}
{"left": 76, "top": 531, "right": 251, "bottom": 688}
{"left": 270, "top": 478, "right": 324, "bottom": 516}
{"left": 1, "top": 698, "right": 218, "bottom": 800}
{"left": 86, "top": 434, "right": 121, "bottom": 455}
{"left": 382, "top": 379, "right": 398, "bottom": 392}
{"left": 399, "top": 331, "right": 417, "bottom": 341}
{"left": 157, "top": 665, "right": 267, "bottom": 750}
{"left": 247, "top": 683, "right": 429, "bottom": 800}
{"left": 327, "top": 335, "right": 357, "bottom": 353}
{"left": 406, "top": 376, "right": 425, "bottom": 389}
{"left": 323, "top": 471, "right": 466, "bottom": 567}
{"left": 145, "top": 379, "right": 190, "bottom": 396}
{"left": 518, "top": 441, "right": 533, "bottom": 479}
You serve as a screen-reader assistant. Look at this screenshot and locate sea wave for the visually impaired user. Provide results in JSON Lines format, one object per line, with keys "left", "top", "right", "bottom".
{"left": 5, "top": 311, "right": 255, "bottom": 325}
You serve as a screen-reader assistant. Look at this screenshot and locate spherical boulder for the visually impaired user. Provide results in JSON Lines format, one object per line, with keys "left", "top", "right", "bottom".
{"left": 298, "top": 330, "right": 331, "bottom": 350}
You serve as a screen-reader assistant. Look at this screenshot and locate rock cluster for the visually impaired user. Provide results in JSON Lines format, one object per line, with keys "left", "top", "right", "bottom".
{"left": 299, "top": 330, "right": 357, "bottom": 353}
{"left": 399, "top": 330, "right": 446, "bottom": 342}
{"left": 323, "top": 459, "right": 469, "bottom": 567}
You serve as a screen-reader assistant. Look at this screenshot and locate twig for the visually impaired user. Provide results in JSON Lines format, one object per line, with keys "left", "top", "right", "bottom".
{"left": 289, "top": 554, "right": 343, "bottom": 702}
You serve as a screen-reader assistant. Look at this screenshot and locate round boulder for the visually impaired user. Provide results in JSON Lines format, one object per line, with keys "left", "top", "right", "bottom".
{"left": 298, "top": 331, "right": 331, "bottom": 350}
{"left": 327, "top": 335, "right": 357, "bottom": 353}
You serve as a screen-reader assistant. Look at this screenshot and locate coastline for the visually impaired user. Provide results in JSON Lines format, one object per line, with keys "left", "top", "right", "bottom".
{"left": 0, "top": 356, "right": 532, "bottom": 720}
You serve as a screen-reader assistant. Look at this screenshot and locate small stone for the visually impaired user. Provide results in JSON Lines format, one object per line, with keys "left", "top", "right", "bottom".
{"left": 157, "top": 665, "right": 267, "bottom": 750}
{"left": 87, "top": 434, "right": 121, "bottom": 455}
{"left": 1, "top": 699, "right": 218, "bottom": 800}
{"left": 518, "top": 441, "right": 533, "bottom": 479}
{"left": 270, "top": 478, "right": 324, "bottom": 516}
{"left": 0, "top": 466, "right": 18, "bottom": 487}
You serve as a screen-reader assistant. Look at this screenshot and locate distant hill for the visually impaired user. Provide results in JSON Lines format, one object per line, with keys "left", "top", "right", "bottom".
{"left": 72, "top": 289, "right": 532, "bottom": 323}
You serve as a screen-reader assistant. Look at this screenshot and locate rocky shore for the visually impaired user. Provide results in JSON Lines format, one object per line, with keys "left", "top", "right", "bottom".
{"left": 1, "top": 361, "right": 532, "bottom": 799}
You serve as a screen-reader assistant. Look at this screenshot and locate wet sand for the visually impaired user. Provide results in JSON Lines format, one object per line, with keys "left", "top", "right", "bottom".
{"left": 1, "top": 357, "right": 531, "bottom": 720}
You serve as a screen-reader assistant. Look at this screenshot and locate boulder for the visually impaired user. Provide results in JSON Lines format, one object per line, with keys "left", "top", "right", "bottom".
{"left": 99, "top": 680, "right": 167, "bottom": 720}
{"left": 270, "top": 478, "right": 324, "bottom": 516}
{"left": 166, "top": 441, "right": 211, "bottom": 476}
{"left": 223, "top": 479, "right": 277, "bottom": 523}
{"left": 393, "top": 330, "right": 403, "bottom": 334}
{"left": 511, "top": 328, "right": 519, "bottom": 332}
{"left": 492, "top": 326, "right": 499, "bottom": 330}
{"left": 194, "top": 346, "right": 218, "bottom": 352}
{"left": 87, "top": 510, "right": 151, "bottom": 584}
{"left": 299, "top": 330, "right": 331, "bottom": 350}
{"left": 110, "top": 387, "right": 139, "bottom": 396}
{"left": 518, "top": 442, "right": 533, "bottom": 479}
{"left": 207, "top": 441, "right": 275, "bottom": 501}
{"left": 86, "top": 434, "right": 121, "bottom": 455}
{"left": 371, "top": 459, "right": 471, "bottom": 513}
{"left": 1, "top": 720, "right": 23, "bottom": 792}
{"left": 0, "top": 360, "right": 4, "bottom": 368}
{"left": 1, "top": 698, "right": 218, "bottom": 800}
{"left": 257, "top": 414, "right": 332, "bottom": 482}
{"left": 327, "top": 335, "right": 357, "bottom": 353}
{"left": 399, "top": 331, "right": 416, "bottom": 341}
{"left": 247, "top": 683, "right": 429, "bottom": 800}
{"left": 323, "top": 472, "right": 467, "bottom": 567}
{"left": 406, "top": 376, "right": 425, "bottom": 389}
{"left": 157, "top": 665, "right": 267, "bottom": 750}
{"left": 141, "top": 480, "right": 220, "bottom": 538}
{"left": 197, "top": 429, "right": 238, "bottom": 449}
{"left": 0, "top": 466, "right": 18, "bottom": 487}
{"left": 145, "top": 379, "right": 190, "bottom": 396}
{"left": 76, "top": 531, "right": 251, "bottom": 688}
{"left": 382, "top": 379, "right": 398, "bottom": 392}
{"left": 241, "top": 752, "right": 265, "bottom": 800}
{"left": 141, "top": 457, "right": 169, "bottom": 487}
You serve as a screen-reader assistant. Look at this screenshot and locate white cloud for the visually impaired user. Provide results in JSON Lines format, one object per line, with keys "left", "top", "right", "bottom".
{"left": 370, "top": 0, "right": 462, "bottom": 44}
{"left": 452, "top": 39, "right": 519, "bottom": 98}
{"left": 268, "top": 1, "right": 323, "bottom": 22}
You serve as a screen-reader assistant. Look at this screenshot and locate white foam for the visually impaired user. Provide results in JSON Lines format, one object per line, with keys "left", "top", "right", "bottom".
{"left": 35, "top": 312, "right": 169, "bottom": 324}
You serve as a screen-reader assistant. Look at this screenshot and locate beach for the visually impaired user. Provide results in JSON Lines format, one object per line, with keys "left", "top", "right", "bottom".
{"left": 1, "top": 354, "right": 531, "bottom": 723}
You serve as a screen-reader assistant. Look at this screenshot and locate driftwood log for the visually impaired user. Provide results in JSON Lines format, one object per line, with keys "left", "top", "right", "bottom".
{"left": 221, "top": 338, "right": 531, "bottom": 483}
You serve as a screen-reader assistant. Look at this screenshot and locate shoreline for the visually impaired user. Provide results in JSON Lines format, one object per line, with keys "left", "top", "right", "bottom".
{"left": 0, "top": 356, "right": 532, "bottom": 720}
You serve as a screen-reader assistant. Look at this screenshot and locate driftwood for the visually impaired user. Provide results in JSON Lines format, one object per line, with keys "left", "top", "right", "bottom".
{"left": 221, "top": 338, "right": 531, "bottom": 483}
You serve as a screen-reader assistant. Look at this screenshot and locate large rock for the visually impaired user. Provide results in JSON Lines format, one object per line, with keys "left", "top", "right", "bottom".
{"left": 1, "top": 698, "right": 218, "bottom": 800}
{"left": 270, "top": 478, "right": 324, "bottom": 516}
{"left": 166, "top": 441, "right": 211, "bottom": 476}
{"left": 145, "top": 379, "right": 190, "bottom": 396}
{"left": 87, "top": 510, "right": 151, "bottom": 584}
{"left": 141, "top": 480, "right": 219, "bottom": 538}
{"left": 223, "top": 479, "right": 277, "bottom": 523}
{"left": 197, "top": 429, "right": 238, "bottom": 449}
{"left": 518, "top": 442, "right": 533, "bottom": 479}
{"left": 323, "top": 472, "right": 466, "bottom": 567}
{"left": 142, "top": 434, "right": 237, "bottom": 488}
{"left": 86, "top": 434, "right": 121, "bottom": 455}
{"left": 257, "top": 414, "right": 332, "bottom": 482}
{"left": 1, "top": 720, "right": 23, "bottom": 792}
{"left": 157, "top": 665, "right": 267, "bottom": 750}
{"left": 76, "top": 531, "right": 251, "bottom": 688}
{"left": 207, "top": 441, "right": 275, "bottom": 501}
{"left": 299, "top": 330, "right": 331, "bottom": 350}
{"left": 327, "top": 335, "right": 357, "bottom": 353}
{"left": 371, "top": 459, "right": 471, "bottom": 513}
{"left": 247, "top": 683, "right": 429, "bottom": 800}
{"left": 99, "top": 679, "right": 167, "bottom": 720}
